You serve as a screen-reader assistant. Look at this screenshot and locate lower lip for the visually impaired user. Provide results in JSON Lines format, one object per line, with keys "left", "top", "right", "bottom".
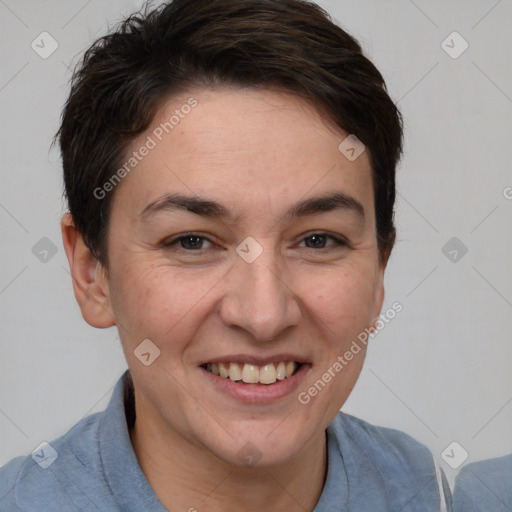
{"left": 200, "top": 364, "right": 311, "bottom": 404}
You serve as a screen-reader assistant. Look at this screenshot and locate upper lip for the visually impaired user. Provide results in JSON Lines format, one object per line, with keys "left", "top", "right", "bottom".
{"left": 199, "top": 353, "right": 310, "bottom": 366}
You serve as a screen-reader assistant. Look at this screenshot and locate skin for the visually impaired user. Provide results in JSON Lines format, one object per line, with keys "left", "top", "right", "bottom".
{"left": 62, "top": 87, "right": 391, "bottom": 511}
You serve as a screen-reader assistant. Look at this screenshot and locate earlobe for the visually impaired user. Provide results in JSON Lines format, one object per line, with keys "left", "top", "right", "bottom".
{"left": 61, "top": 213, "right": 115, "bottom": 329}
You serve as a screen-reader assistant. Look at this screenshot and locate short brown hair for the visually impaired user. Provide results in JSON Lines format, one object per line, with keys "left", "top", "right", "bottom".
{"left": 58, "top": 0, "right": 402, "bottom": 267}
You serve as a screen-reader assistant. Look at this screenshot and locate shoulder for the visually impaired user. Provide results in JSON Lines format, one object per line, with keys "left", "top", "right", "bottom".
{"left": 328, "top": 412, "right": 439, "bottom": 511}
{"left": 452, "top": 453, "right": 512, "bottom": 512}
{"left": 333, "top": 411, "right": 436, "bottom": 469}
{"left": 0, "top": 412, "right": 104, "bottom": 512}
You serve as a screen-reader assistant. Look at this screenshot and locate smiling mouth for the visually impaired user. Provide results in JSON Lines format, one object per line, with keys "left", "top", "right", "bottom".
{"left": 201, "top": 361, "right": 302, "bottom": 385}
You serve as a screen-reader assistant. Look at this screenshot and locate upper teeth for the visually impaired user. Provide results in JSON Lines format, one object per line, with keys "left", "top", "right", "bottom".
{"left": 204, "top": 361, "right": 298, "bottom": 385}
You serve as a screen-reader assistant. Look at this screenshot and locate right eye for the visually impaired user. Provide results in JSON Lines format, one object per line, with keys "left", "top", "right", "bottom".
{"left": 163, "top": 234, "right": 214, "bottom": 251}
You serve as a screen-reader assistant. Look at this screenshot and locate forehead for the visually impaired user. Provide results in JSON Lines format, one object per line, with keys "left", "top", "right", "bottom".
{"left": 112, "top": 87, "right": 375, "bottom": 224}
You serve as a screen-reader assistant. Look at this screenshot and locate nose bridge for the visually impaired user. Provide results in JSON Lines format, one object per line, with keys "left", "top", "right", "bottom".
{"left": 220, "top": 245, "right": 300, "bottom": 341}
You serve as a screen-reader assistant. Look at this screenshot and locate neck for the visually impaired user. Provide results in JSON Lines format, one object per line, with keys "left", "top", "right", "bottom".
{"left": 127, "top": 388, "right": 327, "bottom": 511}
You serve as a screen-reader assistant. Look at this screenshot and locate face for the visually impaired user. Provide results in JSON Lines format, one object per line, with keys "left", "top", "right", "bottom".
{"left": 100, "top": 87, "right": 386, "bottom": 467}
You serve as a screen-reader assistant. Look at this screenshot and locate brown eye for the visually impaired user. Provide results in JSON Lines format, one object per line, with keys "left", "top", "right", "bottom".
{"left": 163, "top": 234, "right": 213, "bottom": 251}
{"left": 178, "top": 236, "right": 205, "bottom": 250}
{"left": 301, "top": 233, "right": 347, "bottom": 249}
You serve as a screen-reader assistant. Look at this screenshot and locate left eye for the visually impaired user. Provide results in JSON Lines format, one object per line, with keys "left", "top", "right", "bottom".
{"left": 299, "top": 234, "right": 346, "bottom": 249}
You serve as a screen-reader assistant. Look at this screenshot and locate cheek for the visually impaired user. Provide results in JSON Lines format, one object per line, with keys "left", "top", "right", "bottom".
{"left": 300, "top": 266, "right": 375, "bottom": 336}
{"left": 111, "top": 265, "right": 223, "bottom": 347}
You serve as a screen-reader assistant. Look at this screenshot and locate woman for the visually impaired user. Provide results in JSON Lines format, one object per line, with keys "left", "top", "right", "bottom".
{"left": 0, "top": 0, "right": 442, "bottom": 510}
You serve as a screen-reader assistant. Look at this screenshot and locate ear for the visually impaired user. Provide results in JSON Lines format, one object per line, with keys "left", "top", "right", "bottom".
{"left": 61, "top": 213, "right": 115, "bottom": 328}
{"left": 369, "top": 244, "right": 393, "bottom": 330}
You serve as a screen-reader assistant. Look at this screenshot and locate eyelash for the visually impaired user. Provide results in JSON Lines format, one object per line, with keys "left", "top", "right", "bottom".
{"left": 162, "top": 232, "right": 348, "bottom": 252}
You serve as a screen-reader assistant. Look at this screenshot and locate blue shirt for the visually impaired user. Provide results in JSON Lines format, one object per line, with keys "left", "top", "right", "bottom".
{"left": 1, "top": 370, "right": 440, "bottom": 511}
{"left": 452, "top": 453, "right": 512, "bottom": 512}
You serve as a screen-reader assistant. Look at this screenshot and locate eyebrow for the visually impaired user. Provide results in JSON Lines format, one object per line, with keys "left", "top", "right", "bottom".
{"left": 140, "top": 191, "right": 365, "bottom": 222}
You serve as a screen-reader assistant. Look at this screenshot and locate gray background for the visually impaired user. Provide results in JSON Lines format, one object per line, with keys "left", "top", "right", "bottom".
{"left": 1, "top": 0, "right": 511, "bottom": 486}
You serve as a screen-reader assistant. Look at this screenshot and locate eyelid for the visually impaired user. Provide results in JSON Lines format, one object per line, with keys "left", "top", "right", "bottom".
{"left": 163, "top": 232, "right": 215, "bottom": 248}
{"left": 163, "top": 231, "right": 349, "bottom": 251}
{"left": 297, "top": 232, "right": 349, "bottom": 249}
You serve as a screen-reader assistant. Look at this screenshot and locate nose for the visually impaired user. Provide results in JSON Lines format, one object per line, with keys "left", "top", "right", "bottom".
{"left": 219, "top": 247, "right": 302, "bottom": 342}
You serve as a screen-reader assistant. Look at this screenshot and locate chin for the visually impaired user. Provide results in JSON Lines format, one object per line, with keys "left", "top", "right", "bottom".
{"left": 200, "top": 423, "right": 313, "bottom": 469}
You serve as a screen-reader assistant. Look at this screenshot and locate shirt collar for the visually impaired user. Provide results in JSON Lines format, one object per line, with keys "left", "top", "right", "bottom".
{"left": 98, "top": 370, "right": 167, "bottom": 511}
{"left": 99, "top": 370, "right": 343, "bottom": 511}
